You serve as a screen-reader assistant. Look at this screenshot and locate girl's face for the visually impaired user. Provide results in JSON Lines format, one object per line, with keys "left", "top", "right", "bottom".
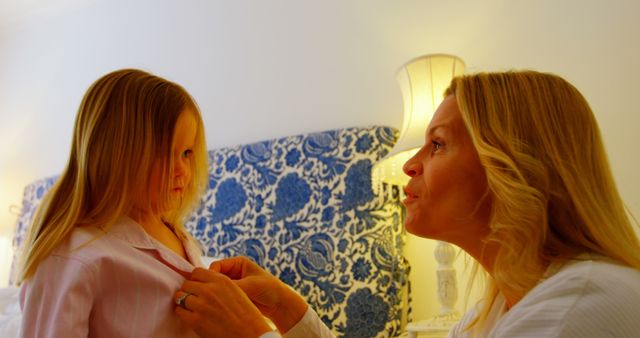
{"left": 402, "top": 95, "right": 492, "bottom": 247}
{"left": 148, "top": 109, "right": 197, "bottom": 214}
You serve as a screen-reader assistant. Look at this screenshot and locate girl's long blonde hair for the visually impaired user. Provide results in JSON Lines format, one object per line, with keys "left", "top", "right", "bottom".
{"left": 446, "top": 71, "right": 640, "bottom": 330}
{"left": 19, "top": 69, "right": 208, "bottom": 282}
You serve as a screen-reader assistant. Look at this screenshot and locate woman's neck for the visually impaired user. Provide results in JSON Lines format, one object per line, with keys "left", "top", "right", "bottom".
{"left": 454, "top": 238, "right": 522, "bottom": 309}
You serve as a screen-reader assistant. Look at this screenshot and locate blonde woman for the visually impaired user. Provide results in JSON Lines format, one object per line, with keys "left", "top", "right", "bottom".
{"left": 172, "top": 71, "right": 640, "bottom": 338}
{"left": 18, "top": 69, "right": 220, "bottom": 337}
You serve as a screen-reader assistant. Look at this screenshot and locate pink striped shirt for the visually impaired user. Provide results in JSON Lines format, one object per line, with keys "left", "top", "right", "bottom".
{"left": 20, "top": 216, "right": 203, "bottom": 338}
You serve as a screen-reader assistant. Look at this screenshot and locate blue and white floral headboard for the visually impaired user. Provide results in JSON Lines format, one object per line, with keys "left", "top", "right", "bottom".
{"left": 12, "top": 126, "right": 411, "bottom": 338}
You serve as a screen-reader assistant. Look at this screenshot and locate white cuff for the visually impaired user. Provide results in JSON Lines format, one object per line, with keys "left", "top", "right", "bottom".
{"left": 259, "top": 330, "right": 282, "bottom": 338}
{"left": 283, "top": 307, "right": 335, "bottom": 338}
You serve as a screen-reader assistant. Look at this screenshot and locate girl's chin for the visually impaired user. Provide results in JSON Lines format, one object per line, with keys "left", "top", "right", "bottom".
{"left": 169, "top": 190, "right": 184, "bottom": 200}
{"left": 160, "top": 197, "right": 183, "bottom": 213}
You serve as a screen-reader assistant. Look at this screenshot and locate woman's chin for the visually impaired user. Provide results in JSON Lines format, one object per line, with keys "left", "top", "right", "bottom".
{"left": 403, "top": 216, "right": 420, "bottom": 235}
{"left": 403, "top": 218, "right": 441, "bottom": 239}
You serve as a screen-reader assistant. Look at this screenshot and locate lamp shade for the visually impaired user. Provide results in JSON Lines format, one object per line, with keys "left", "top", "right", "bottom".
{"left": 373, "top": 54, "right": 465, "bottom": 190}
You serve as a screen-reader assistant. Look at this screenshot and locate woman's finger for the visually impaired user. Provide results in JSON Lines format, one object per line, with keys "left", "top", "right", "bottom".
{"left": 174, "top": 305, "right": 199, "bottom": 327}
{"left": 190, "top": 267, "right": 223, "bottom": 283}
{"left": 180, "top": 280, "right": 208, "bottom": 295}
{"left": 209, "top": 256, "right": 251, "bottom": 278}
{"left": 174, "top": 290, "right": 197, "bottom": 311}
{"left": 174, "top": 273, "right": 274, "bottom": 337}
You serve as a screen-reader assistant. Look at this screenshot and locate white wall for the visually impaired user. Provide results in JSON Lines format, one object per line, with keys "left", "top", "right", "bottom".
{"left": 0, "top": 0, "right": 638, "bottom": 322}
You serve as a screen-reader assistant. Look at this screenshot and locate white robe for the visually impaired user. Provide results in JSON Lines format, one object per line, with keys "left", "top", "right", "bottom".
{"left": 448, "top": 257, "right": 640, "bottom": 337}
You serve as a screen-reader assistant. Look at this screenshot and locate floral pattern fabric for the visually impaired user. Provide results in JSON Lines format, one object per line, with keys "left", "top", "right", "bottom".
{"left": 10, "top": 176, "right": 57, "bottom": 285}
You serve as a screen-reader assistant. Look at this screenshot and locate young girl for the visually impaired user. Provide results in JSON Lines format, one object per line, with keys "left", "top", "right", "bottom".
{"left": 18, "top": 69, "right": 209, "bottom": 337}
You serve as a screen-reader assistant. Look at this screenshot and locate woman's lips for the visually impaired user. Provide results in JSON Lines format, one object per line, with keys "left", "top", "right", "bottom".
{"left": 402, "top": 187, "right": 418, "bottom": 205}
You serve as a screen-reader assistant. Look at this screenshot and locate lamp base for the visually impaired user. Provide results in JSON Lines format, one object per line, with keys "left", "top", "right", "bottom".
{"left": 406, "top": 312, "right": 460, "bottom": 337}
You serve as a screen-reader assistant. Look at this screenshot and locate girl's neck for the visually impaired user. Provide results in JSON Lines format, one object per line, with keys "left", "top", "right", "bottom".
{"left": 128, "top": 208, "right": 165, "bottom": 231}
{"left": 128, "top": 209, "right": 188, "bottom": 260}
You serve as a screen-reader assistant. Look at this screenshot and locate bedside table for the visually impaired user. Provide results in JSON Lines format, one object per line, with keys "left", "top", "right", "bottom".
{"left": 405, "top": 318, "right": 454, "bottom": 338}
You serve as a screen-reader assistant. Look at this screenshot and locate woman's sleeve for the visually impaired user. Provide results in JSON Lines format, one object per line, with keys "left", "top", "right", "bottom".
{"left": 282, "top": 307, "right": 336, "bottom": 338}
{"left": 257, "top": 307, "right": 336, "bottom": 338}
{"left": 20, "top": 255, "right": 95, "bottom": 338}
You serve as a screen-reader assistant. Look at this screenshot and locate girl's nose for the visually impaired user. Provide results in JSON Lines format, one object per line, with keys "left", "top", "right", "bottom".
{"left": 175, "top": 159, "right": 187, "bottom": 177}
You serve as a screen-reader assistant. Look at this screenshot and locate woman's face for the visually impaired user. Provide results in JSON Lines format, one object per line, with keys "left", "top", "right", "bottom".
{"left": 148, "top": 109, "right": 197, "bottom": 214}
{"left": 402, "top": 95, "right": 491, "bottom": 246}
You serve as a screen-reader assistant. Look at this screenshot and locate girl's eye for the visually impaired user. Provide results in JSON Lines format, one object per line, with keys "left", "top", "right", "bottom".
{"left": 182, "top": 149, "right": 193, "bottom": 158}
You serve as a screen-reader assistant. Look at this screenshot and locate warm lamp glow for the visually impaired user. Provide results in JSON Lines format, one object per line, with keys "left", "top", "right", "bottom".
{"left": 373, "top": 54, "right": 465, "bottom": 192}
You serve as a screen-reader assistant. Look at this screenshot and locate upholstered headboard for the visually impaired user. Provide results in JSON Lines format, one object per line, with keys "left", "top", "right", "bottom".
{"left": 12, "top": 126, "right": 410, "bottom": 338}
{"left": 10, "top": 175, "right": 57, "bottom": 284}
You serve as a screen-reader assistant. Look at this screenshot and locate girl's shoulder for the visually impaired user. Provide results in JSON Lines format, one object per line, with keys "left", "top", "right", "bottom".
{"left": 49, "top": 225, "right": 110, "bottom": 263}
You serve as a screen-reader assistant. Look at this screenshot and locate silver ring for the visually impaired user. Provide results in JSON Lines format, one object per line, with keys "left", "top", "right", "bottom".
{"left": 176, "top": 292, "right": 191, "bottom": 309}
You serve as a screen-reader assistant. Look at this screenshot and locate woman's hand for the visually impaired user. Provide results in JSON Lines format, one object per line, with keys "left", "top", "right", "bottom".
{"left": 210, "top": 256, "right": 309, "bottom": 333}
{"left": 174, "top": 267, "right": 273, "bottom": 338}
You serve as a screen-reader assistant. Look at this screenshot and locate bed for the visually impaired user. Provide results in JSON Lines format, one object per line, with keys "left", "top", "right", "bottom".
{"left": 4, "top": 126, "right": 411, "bottom": 338}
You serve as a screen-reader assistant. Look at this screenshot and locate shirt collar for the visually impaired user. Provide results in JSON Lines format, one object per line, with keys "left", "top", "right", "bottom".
{"left": 104, "top": 215, "right": 203, "bottom": 271}
{"left": 105, "top": 215, "right": 157, "bottom": 250}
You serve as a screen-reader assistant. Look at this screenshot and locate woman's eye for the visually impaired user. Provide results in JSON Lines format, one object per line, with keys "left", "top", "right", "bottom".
{"left": 431, "top": 141, "right": 442, "bottom": 153}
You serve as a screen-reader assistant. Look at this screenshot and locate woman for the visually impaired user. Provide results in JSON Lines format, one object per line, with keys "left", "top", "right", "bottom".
{"left": 19, "top": 69, "right": 210, "bottom": 337}
{"left": 175, "top": 71, "right": 640, "bottom": 337}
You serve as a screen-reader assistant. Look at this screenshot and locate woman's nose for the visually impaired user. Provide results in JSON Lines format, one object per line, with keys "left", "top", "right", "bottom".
{"left": 403, "top": 152, "right": 421, "bottom": 178}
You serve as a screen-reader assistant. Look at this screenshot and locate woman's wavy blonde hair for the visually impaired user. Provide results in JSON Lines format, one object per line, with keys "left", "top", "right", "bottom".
{"left": 19, "top": 69, "right": 208, "bottom": 282}
{"left": 446, "top": 71, "right": 640, "bottom": 330}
